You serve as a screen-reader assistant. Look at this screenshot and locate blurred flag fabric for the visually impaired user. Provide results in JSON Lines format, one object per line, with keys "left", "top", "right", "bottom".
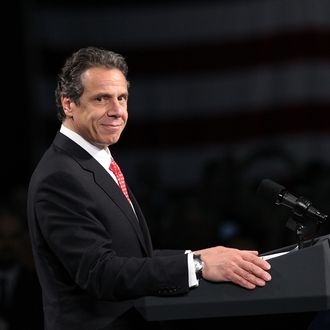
{"left": 22, "top": 0, "right": 330, "bottom": 187}
{"left": 27, "top": 0, "right": 330, "bottom": 148}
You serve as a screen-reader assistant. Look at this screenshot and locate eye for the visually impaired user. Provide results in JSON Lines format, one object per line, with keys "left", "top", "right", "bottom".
{"left": 95, "top": 96, "right": 105, "bottom": 102}
{"left": 118, "top": 94, "right": 128, "bottom": 102}
{"left": 94, "top": 95, "right": 110, "bottom": 104}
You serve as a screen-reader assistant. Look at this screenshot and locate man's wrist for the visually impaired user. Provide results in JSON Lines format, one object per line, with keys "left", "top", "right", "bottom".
{"left": 193, "top": 254, "right": 204, "bottom": 280}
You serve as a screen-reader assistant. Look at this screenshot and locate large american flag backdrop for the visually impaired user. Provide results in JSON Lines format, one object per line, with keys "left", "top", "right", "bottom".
{"left": 24, "top": 0, "right": 330, "bottom": 178}
{"left": 23, "top": 0, "right": 330, "bottom": 248}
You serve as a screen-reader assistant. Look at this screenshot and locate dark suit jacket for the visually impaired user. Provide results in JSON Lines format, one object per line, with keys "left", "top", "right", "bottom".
{"left": 27, "top": 132, "right": 189, "bottom": 330}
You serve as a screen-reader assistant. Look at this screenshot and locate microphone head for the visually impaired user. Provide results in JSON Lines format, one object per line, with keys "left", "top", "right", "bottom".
{"left": 257, "top": 179, "right": 328, "bottom": 224}
{"left": 257, "top": 179, "right": 286, "bottom": 204}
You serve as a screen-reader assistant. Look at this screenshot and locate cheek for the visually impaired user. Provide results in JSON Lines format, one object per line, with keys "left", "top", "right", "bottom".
{"left": 86, "top": 110, "right": 102, "bottom": 125}
{"left": 124, "top": 110, "right": 128, "bottom": 122}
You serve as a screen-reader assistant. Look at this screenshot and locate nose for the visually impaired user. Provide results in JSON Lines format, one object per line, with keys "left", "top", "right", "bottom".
{"left": 107, "top": 98, "right": 122, "bottom": 117}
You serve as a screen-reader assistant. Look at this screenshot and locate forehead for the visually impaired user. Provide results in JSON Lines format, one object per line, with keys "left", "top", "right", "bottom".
{"left": 81, "top": 67, "right": 128, "bottom": 91}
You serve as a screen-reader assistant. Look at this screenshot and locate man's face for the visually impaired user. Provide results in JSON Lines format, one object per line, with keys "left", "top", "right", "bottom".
{"left": 62, "top": 67, "right": 128, "bottom": 149}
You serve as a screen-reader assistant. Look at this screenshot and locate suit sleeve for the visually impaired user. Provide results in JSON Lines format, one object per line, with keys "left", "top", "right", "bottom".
{"left": 33, "top": 170, "right": 190, "bottom": 301}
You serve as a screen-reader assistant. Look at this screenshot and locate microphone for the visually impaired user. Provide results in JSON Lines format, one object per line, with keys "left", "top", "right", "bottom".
{"left": 257, "top": 179, "right": 327, "bottom": 223}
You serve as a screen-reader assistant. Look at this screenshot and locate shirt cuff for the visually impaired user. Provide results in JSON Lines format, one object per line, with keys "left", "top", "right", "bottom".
{"left": 187, "top": 251, "right": 199, "bottom": 288}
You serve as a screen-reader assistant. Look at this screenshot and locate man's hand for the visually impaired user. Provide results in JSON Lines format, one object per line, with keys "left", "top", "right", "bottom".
{"left": 193, "top": 246, "right": 271, "bottom": 289}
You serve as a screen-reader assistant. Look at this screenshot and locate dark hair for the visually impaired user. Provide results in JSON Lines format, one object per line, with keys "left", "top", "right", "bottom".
{"left": 55, "top": 46, "right": 129, "bottom": 122}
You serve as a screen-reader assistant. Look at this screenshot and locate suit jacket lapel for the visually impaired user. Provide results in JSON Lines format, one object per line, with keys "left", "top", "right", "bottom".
{"left": 53, "top": 132, "right": 149, "bottom": 255}
{"left": 128, "top": 188, "right": 153, "bottom": 256}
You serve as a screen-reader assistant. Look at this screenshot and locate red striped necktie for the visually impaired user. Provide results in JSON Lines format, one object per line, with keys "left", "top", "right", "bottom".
{"left": 109, "top": 158, "right": 131, "bottom": 202}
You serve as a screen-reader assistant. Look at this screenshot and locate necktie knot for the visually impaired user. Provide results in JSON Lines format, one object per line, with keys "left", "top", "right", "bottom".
{"left": 110, "top": 158, "right": 131, "bottom": 202}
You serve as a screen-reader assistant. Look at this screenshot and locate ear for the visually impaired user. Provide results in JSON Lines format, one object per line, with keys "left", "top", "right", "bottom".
{"left": 61, "top": 96, "right": 74, "bottom": 118}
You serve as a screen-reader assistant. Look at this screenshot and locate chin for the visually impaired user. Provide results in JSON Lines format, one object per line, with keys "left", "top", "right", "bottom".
{"left": 107, "top": 136, "right": 121, "bottom": 146}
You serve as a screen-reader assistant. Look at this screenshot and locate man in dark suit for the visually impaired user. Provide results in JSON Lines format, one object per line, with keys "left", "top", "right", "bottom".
{"left": 27, "top": 46, "right": 271, "bottom": 330}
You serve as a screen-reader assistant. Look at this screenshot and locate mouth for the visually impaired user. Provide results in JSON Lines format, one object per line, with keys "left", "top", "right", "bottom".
{"left": 101, "top": 123, "right": 123, "bottom": 131}
{"left": 103, "top": 123, "right": 120, "bottom": 127}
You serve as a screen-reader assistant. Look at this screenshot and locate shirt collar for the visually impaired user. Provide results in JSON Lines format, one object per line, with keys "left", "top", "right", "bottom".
{"left": 60, "top": 124, "right": 112, "bottom": 170}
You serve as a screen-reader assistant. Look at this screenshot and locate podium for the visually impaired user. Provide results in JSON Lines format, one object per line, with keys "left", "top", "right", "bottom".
{"left": 135, "top": 234, "right": 330, "bottom": 322}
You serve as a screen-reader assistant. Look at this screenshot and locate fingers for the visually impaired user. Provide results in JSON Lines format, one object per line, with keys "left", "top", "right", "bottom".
{"left": 222, "top": 251, "right": 272, "bottom": 289}
{"left": 233, "top": 256, "right": 272, "bottom": 289}
{"left": 241, "top": 250, "right": 272, "bottom": 270}
{"left": 235, "top": 266, "right": 271, "bottom": 289}
{"left": 230, "top": 272, "right": 259, "bottom": 290}
{"left": 200, "top": 246, "right": 272, "bottom": 289}
{"left": 227, "top": 266, "right": 270, "bottom": 290}
{"left": 242, "top": 250, "right": 259, "bottom": 256}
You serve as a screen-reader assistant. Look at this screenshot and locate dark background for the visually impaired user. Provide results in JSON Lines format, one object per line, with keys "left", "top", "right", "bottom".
{"left": 7, "top": 0, "right": 330, "bottom": 250}
{"left": 2, "top": 0, "right": 330, "bottom": 328}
